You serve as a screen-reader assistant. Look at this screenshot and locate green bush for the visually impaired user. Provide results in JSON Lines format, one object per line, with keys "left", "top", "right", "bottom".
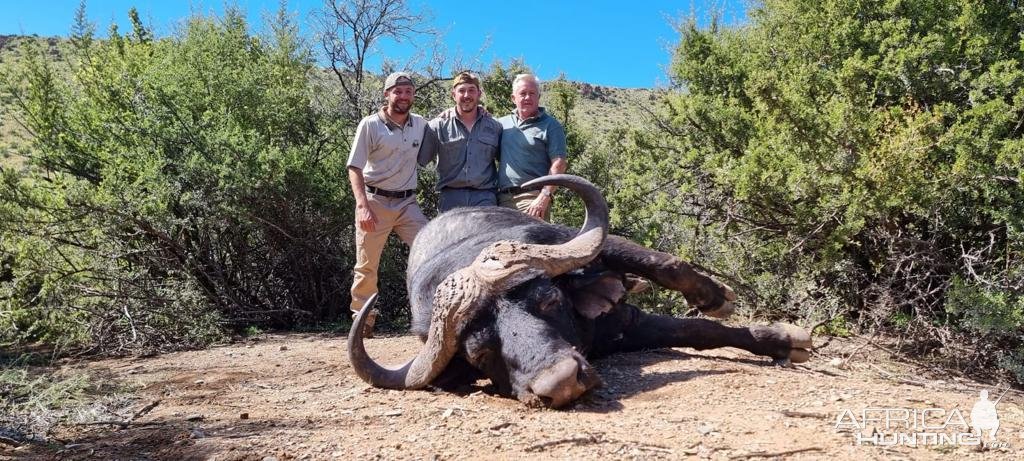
{"left": 0, "top": 7, "right": 357, "bottom": 353}
{"left": 611, "top": 0, "right": 1023, "bottom": 379}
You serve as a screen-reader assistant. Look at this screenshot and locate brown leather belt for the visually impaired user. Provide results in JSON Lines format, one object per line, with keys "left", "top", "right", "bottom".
{"left": 497, "top": 186, "right": 523, "bottom": 194}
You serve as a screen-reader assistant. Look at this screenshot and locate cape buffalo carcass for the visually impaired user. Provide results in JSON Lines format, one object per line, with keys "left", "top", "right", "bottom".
{"left": 349, "top": 175, "right": 812, "bottom": 408}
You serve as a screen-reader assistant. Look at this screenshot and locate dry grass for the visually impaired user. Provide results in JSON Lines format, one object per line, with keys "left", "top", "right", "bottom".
{"left": 1, "top": 109, "right": 31, "bottom": 170}
{"left": 1, "top": 35, "right": 45, "bottom": 170}
{"left": 0, "top": 363, "right": 138, "bottom": 446}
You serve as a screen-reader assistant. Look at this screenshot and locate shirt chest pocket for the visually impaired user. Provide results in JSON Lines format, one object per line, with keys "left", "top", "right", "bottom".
{"left": 523, "top": 128, "right": 545, "bottom": 146}
{"left": 473, "top": 132, "right": 500, "bottom": 158}
{"left": 477, "top": 132, "right": 499, "bottom": 147}
{"left": 438, "top": 131, "right": 466, "bottom": 159}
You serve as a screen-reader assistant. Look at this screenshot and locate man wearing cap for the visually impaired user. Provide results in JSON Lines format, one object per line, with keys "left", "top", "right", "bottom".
{"left": 346, "top": 71, "right": 428, "bottom": 337}
{"left": 496, "top": 73, "right": 568, "bottom": 221}
{"left": 417, "top": 71, "right": 502, "bottom": 212}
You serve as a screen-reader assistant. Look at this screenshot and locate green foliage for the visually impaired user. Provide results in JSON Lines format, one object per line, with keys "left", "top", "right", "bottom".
{"left": 614, "top": 0, "right": 1024, "bottom": 379}
{"left": 1, "top": 367, "right": 91, "bottom": 412}
{"left": 481, "top": 58, "right": 530, "bottom": 116}
{"left": 818, "top": 315, "right": 853, "bottom": 338}
{"left": 545, "top": 75, "right": 602, "bottom": 228}
{"left": 946, "top": 277, "right": 1024, "bottom": 335}
{"left": 242, "top": 325, "right": 264, "bottom": 338}
{"left": 0, "top": 6, "right": 355, "bottom": 353}
{"left": 546, "top": 75, "right": 578, "bottom": 129}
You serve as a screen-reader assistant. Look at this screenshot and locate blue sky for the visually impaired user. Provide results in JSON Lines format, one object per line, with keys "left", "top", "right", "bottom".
{"left": 0, "top": 0, "right": 750, "bottom": 88}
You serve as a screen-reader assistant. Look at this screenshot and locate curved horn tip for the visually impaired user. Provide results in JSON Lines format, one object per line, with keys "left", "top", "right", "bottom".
{"left": 347, "top": 293, "right": 381, "bottom": 382}
{"left": 346, "top": 291, "right": 456, "bottom": 391}
{"left": 349, "top": 293, "right": 378, "bottom": 339}
{"left": 521, "top": 174, "right": 596, "bottom": 191}
{"left": 520, "top": 174, "right": 609, "bottom": 233}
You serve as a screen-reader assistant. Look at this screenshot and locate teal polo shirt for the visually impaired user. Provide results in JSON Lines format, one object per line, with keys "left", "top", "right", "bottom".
{"left": 497, "top": 107, "right": 567, "bottom": 188}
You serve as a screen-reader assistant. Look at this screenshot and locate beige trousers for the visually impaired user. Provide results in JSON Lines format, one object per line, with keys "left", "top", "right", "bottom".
{"left": 498, "top": 190, "right": 550, "bottom": 221}
{"left": 351, "top": 195, "right": 427, "bottom": 312}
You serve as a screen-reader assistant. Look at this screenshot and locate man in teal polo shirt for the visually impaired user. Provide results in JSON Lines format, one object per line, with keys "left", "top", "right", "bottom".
{"left": 496, "top": 74, "right": 568, "bottom": 221}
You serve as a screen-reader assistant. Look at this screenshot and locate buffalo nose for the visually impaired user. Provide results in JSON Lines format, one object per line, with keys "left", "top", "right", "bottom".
{"left": 528, "top": 357, "right": 600, "bottom": 408}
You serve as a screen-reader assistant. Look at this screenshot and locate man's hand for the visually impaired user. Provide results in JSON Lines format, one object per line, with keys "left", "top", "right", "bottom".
{"left": 347, "top": 166, "right": 376, "bottom": 231}
{"left": 357, "top": 203, "right": 378, "bottom": 232}
{"left": 526, "top": 194, "right": 552, "bottom": 219}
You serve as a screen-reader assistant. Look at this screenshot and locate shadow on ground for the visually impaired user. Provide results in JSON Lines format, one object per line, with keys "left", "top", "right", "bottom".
{"left": 3, "top": 414, "right": 303, "bottom": 461}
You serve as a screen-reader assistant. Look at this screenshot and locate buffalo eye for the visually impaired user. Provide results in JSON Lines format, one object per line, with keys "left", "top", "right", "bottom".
{"left": 536, "top": 287, "right": 564, "bottom": 315}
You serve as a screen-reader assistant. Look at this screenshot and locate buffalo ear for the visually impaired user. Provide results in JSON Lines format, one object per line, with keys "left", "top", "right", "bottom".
{"left": 567, "top": 272, "right": 627, "bottom": 319}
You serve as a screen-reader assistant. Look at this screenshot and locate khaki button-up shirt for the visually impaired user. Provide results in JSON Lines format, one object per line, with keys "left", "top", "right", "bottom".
{"left": 347, "top": 108, "right": 427, "bottom": 191}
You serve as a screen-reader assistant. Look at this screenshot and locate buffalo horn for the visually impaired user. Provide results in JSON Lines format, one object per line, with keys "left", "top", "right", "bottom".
{"left": 348, "top": 174, "right": 609, "bottom": 389}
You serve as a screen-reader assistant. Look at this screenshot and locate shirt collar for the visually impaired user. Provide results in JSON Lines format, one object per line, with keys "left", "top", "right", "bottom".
{"left": 377, "top": 106, "right": 413, "bottom": 129}
{"left": 452, "top": 106, "right": 485, "bottom": 126}
{"left": 512, "top": 107, "right": 547, "bottom": 124}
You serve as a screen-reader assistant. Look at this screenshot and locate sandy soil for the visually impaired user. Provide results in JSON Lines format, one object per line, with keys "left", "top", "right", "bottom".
{"left": 3, "top": 332, "right": 1022, "bottom": 460}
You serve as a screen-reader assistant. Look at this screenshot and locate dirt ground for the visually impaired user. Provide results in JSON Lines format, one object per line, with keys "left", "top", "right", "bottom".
{"left": 4, "top": 331, "right": 1022, "bottom": 460}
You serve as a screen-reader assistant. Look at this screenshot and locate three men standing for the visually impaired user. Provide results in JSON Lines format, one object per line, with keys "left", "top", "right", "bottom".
{"left": 418, "top": 71, "right": 503, "bottom": 211}
{"left": 346, "top": 72, "right": 429, "bottom": 336}
{"left": 345, "top": 71, "right": 570, "bottom": 336}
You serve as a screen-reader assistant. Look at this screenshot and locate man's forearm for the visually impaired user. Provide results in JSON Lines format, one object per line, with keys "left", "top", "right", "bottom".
{"left": 417, "top": 127, "right": 437, "bottom": 167}
{"left": 544, "top": 157, "right": 568, "bottom": 195}
{"left": 348, "top": 166, "right": 369, "bottom": 205}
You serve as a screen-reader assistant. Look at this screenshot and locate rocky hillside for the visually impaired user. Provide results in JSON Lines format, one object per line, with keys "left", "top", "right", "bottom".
{"left": 551, "top": 81, "right": 662, "bottom": 135}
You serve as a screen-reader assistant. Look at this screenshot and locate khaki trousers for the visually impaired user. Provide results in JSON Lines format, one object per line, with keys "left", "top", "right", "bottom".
{"left": 351, "top": 195, "right": 427, "bottom": 312}
{"left": 498, "top": 190, "right": 550, "bottom": 221}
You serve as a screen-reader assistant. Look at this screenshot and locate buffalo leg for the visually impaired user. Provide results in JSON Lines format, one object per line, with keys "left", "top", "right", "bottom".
{"left": 591, "top": 305, "right": 811, "bottom": 363}
{"left": 600, "top": 236, "right": 735, "bottom": 317}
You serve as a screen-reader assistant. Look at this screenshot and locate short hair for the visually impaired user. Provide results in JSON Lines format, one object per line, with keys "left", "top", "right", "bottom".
{"left": 512, "top": 73, "right": 541, "bottom": 93}
{"left": 451, "top": 71, "right": 481, "bottom": 89}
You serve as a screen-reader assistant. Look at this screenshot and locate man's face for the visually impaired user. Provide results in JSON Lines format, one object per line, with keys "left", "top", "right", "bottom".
{"left": 386, "top": 84, "right": 415, "bottom": 114}
{"left": 511, "top": 81, "right": 539, "bottom": 117}
{"left": 452, "top": 83, "right": 481, "bottom": 114}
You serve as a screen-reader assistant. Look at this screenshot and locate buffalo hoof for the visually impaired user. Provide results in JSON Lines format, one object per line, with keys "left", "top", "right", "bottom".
{"left": 702, "top": 301, "right": 735, "bottom": 319}
{"left": 700, "top": 283, "right": 738, "bottom": 319}
{"left": 774, "top": 322, "right": 812, "bottom": 364}
{"left": 623, "top": 274, "right": 651, "bottom": 294}
{"left": 723, "top": 283, "right": 738, "bottom": 302}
